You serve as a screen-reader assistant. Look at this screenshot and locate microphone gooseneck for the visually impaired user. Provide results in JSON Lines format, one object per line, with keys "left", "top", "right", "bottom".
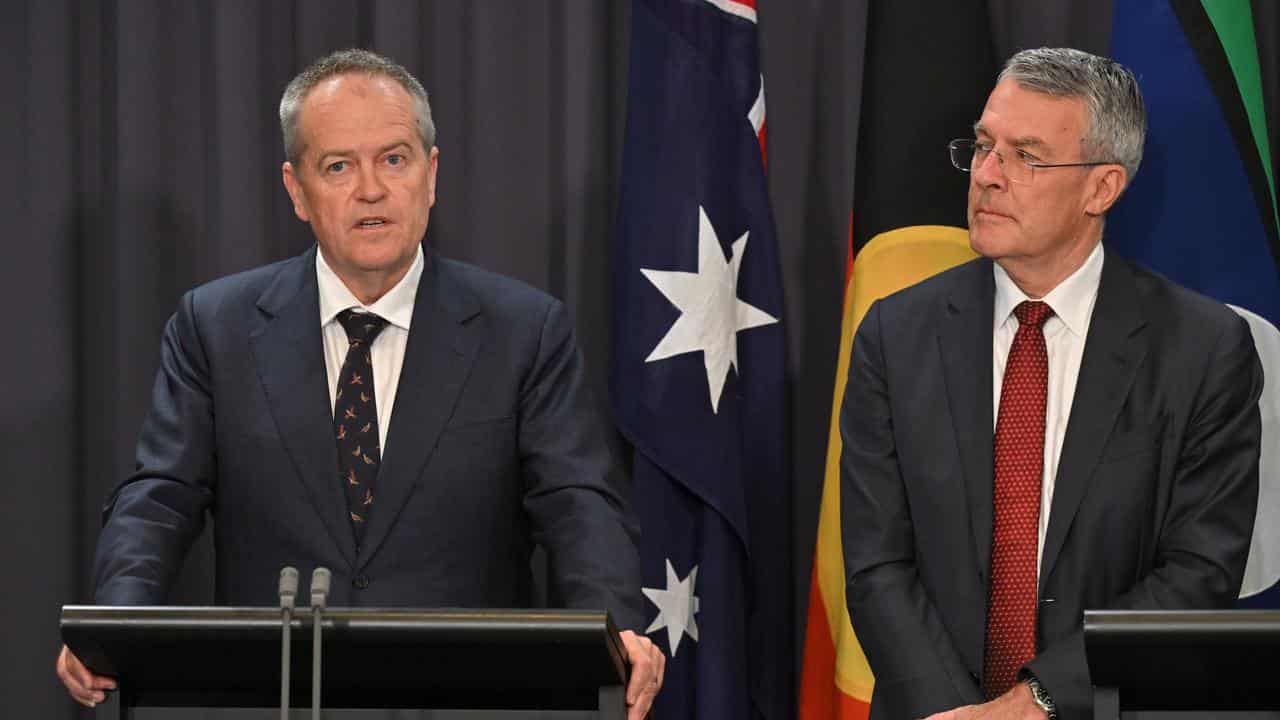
{"left": 309, "top": 567, "right": 331, "bottom": 720}
{"left": 278, "top": 566, "right": 298, "bottom": 720}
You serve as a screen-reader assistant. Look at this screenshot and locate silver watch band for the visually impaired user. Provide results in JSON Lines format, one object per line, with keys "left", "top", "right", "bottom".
{"left": 1023, "top": 676, "right": 1058, "bottom": 720}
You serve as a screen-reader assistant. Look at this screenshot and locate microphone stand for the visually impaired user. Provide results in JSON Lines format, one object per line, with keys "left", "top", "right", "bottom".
{"left": 309, "top": 567, "right": 331, "bottom": 720}
{"left": 278, "top": 567, "right": 298, "bottom": 720}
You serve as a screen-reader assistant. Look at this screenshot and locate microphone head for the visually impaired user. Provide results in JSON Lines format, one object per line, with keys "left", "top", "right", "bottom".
{"left": 310, "top": 567, "right": 332, "bottom": 609}
{"left": 278, "top": 566, "right": 299, "bottom": 609}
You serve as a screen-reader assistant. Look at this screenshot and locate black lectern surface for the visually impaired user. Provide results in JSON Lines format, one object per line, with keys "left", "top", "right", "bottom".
{"left": 1084, "top": 609, "right": 1280, "bottom": 719}
{"left": 61, "top": 606, "right": 627, "bottom": 715}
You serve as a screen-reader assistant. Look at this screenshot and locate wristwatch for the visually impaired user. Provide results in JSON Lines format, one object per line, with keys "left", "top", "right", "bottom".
{"left": 1023, "top": 675, "right": 1058, "bottom": 720}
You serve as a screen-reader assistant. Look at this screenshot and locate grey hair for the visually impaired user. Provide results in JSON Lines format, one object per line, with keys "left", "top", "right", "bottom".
{"left": 279, "top": 48, "right": 436, "bottom": 164}
{"left": 999, "top": 47, "right": 1146, "bottom": 180}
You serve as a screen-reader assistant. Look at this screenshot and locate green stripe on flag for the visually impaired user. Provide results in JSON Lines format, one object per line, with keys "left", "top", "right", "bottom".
{"left": 1201, "top": 0, "right": 1280, "bottom": 235}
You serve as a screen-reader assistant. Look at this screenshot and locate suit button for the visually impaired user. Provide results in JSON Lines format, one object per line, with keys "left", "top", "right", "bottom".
{"left": 352, "top": 574, "right": 370, "bottom": 590}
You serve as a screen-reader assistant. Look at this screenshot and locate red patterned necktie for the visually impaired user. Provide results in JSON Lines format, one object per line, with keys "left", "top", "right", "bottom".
{"left": 983, "top": 300, "right": 1053, "bottom": 699}
{"left": 334, "top": 309, "right": 389, "bottom": 548}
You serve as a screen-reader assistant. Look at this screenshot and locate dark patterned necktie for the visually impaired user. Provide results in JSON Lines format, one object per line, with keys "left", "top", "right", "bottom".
{"left": 983, "top": 300, "right": 1053, "bottom": 699}
{"left": 333, "top": 309, "right": 389, "bottom": 547}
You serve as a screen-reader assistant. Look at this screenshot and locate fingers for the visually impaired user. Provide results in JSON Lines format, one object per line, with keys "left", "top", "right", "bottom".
{"left": 618, "top": 630, "right": 665, "bottom": 720}
{"left": 56, "top": 645, "right": 115, "bottom": 708}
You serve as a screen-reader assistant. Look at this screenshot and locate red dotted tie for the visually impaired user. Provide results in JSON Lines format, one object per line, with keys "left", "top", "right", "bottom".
{"left": 983, "top": 300, "right": 1053, "bottom": 699}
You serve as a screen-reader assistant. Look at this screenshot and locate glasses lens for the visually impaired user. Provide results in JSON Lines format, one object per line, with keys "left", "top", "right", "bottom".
{"left": 949, "top": 140, "right": 975, "bottom": 172}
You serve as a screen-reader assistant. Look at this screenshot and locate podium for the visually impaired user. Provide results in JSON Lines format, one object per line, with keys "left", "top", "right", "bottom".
{"left": 1085, "top": 609, "right": 1280, "bottom": 719}
{"left": 61, "top": 605, "right": 629, "bottom": 719}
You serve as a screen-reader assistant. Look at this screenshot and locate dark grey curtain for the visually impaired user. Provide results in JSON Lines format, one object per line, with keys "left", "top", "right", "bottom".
{"left": 4, "top": 2, "right": 1277, "bottom": 718}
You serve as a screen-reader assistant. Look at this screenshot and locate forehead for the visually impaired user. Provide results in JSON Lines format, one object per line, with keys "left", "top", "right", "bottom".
{"left": 977, "top": 78, "right": 1088, "bottom": 151}
{"left": 296, "top": 73, "right": 420, "bottom": 154}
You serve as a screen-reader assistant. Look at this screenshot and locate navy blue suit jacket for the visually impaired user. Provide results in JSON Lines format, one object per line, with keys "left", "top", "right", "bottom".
{"left": 93, "top": 245, "right": 643, "bottom": 629}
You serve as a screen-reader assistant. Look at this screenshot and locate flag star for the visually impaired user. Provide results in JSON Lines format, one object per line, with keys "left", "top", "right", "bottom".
{"left": 640, "top": 206, "right": 779, "bottom": 413}
{"left": 643, "top": 559, "right": 701, "bottom": 657}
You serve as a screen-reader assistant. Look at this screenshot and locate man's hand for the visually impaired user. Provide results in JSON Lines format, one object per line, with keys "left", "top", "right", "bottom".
{"left": 923, "top": 682, "right": 1047, "bottom": 720}
{"left": 618, "top": 629, "right": 665, "bottom": 719}
{"left": 56, "top": 644, "right": 117, "bottom": 708}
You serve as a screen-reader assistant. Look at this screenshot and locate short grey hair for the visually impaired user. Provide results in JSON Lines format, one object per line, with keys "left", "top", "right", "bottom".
{"left": 279, "top": 48, "right": 436, "bottom": 164}
{"left": 999, "top": 47, "right": 1146, "bottom": 180}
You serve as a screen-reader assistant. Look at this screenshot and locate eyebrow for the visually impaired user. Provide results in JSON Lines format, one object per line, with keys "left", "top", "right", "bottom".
{"left": 315, "top": 141, "right": 415, "bottom": 167}
{"left": 972, "top": 123, "right": 1049, "bottom": 152}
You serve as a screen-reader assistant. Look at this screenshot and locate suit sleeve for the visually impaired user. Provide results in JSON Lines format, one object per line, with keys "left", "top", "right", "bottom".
{"left": 840, "top": 301, "right": 984, "bottom": 717}
{"left": 92, "top": 290, "right": 216, "bottom": 605}
{"left": 1025, "top": 312, "right": 1263, "bottom": 719}
{"left": 518, "top": 298, "right": 644, "bottom": 630}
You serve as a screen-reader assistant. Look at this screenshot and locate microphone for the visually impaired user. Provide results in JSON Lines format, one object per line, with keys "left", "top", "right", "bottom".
{"left": 278, "top": 566, "right": 298, "bottom": 720}
{"left": 309, "top": 567, "right": 331, "bottom": 720}
{"left": 280, "top": 566, "right": 300, "bottom": 608}
{"left": 309, "top": 567, "right": 331, "bottom": 610}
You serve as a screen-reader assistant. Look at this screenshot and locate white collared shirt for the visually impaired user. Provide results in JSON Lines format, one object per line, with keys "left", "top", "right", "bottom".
{"left": 317, "top": 246, "right": 424, "bottom": 454}
{"left": 992, "top": 242, "right": 1104, "bottom": 577}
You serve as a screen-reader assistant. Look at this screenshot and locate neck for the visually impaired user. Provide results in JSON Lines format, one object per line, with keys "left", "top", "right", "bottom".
{"left": 319, "top": 248, "right": 413, "bottom": 306}
{"left": 997, "top": 231, "right": 1101, "bottom": 299}
{"left": 342, "top": 268, "right": 409, "bottom": 305}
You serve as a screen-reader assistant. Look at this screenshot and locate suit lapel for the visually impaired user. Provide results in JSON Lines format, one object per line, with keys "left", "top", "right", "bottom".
{"left": 357, "top": 252, "right": 483, "bottom": 567}
{"left": 1039, "top": 250, "right": 1148, "bottom": 589}
{"left": 250, "top": 247, "right": 356, "bottom": 566}
{"left": 938, "top": 259, "right": 997, "bottom": 580}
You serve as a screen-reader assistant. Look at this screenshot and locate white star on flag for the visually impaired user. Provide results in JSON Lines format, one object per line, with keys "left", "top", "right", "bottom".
{"left": 640, "top": 206, "right": 779, "bottom": 413}
{"left": 643, "top": 558, "right": 701, "bottom": 656}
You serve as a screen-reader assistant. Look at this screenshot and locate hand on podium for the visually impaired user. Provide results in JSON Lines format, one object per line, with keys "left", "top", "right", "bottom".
{"left": 618, "top": 629, "right": 665, "bottom": 719}
{"left": 56, "top": 643, "right": 116, "bottom": 708}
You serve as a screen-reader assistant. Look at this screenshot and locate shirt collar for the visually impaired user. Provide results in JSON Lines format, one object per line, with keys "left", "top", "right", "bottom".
{"left": 316, "top": 245, "right": 423, "bottom": 331}
{"left": 993, "top": 241, "right": 1104, "bottom": 338}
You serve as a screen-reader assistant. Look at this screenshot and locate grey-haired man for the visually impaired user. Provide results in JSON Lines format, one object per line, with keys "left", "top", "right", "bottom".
{"left": 841, "top": 48, "right": 1260, "bottom": 719}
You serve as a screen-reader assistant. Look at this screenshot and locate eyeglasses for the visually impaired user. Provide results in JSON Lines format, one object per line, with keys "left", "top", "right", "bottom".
{"left": 948, "top": 138, "right": 1116, "bottom": 185}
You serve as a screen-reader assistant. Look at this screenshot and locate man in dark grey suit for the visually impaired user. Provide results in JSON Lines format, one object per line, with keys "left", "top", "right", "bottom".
{"left": 58, "top": 49, "right": 664, "bottom": 718}
{"left": 841, "top": 48, "right": 1261, "bottom": 719}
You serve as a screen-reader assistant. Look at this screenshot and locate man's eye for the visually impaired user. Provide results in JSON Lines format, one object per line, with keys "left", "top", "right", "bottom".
{"left": 385, "top": 154, "right": 405, "bottom": 166}
{"left": 974, "top": 141, "right": 994, "bottom": 153}
{"left": 326, "top": 160, "right": 347, "bottom": 173}
{"left": 1016, "top": 150, "right": 1040, "bottom": 164}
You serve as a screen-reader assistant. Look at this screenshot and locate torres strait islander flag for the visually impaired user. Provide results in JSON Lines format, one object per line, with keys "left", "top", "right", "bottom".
{"left": 612, "top": 0, "right": 792, "bottom": 718}
{"left": 1109, "top": 0, "right": 1280, "bottom": 606}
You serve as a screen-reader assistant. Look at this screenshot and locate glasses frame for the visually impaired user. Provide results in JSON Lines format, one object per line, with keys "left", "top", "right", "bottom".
{"left": 948, "top": 138, "right": 1116, "bottom": 185}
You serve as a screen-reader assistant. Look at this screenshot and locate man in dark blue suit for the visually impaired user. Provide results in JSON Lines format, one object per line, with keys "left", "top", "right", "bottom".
{"left": 58, "top": 49, "right": 664, "bottom": 717}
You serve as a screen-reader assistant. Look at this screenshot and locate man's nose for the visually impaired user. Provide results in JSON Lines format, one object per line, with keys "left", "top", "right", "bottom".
{"left": 972, "top": 149, "right": 1007, "bottom": 189}
{"left": 355, "top": 164, "right": 387, "bottom": 201}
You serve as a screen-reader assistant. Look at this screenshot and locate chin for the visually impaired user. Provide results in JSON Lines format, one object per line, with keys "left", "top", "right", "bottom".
{"left": 347, "top": 242, "right": 414, "bottom": 274}
{"left": 968, "top": 224, "right": 1020, "bottom": 260}
{"left": 968, "top": 229, "right": 999, "bottom": 259}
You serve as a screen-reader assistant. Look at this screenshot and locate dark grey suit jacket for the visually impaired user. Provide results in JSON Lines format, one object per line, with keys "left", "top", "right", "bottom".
{"left": 93, "top": 245, "right": 643, "bottom": 629}
{"left": 840, "top": 249, "right": 1261, "bottom": 719}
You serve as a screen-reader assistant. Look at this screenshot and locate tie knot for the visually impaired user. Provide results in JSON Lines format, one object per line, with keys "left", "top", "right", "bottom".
{"left": 1013, "top": 300, "right": 1053, "bottom": 329}
{"left": 336, "top": 310, "right": 389, "bottom": 346}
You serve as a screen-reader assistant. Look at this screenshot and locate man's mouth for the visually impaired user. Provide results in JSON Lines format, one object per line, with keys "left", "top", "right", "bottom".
{"left": 356, "top": 218, "right": 389, "bottom": 228}
{"left": 976, "top": 208, "right": 1012, "bottom": 220}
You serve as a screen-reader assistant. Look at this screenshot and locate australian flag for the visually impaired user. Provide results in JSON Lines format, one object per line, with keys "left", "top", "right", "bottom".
{"left": 611, "top": 0, "right": 792, "bottom": 717}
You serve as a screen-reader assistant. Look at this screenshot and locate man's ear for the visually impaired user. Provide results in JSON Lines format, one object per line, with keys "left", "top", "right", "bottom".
{"left": 425, "top": 145, "right": 440, "bottom": 208}
{"left": 281, "top": 161, "right": 310, "bottom": 222}
{"left": 1084, "top": 164, "right": 1128, "bottom": 217}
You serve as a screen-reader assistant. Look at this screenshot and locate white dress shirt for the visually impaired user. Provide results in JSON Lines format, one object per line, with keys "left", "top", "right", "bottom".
{"left": 992, "top": 242, "right": 1104, "bottom": 577}
{"left": 317, "top": 246, "right": 424, "bottom": 455}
